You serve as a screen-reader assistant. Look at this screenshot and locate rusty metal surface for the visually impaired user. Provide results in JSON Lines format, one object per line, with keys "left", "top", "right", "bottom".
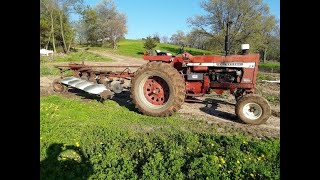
{"left": 54, "top": 64, "right": 141, "bottom": 68}
{"left": 185, "top": 98, "right": 203, "bottom": 103}
{"left": 143, "top": 55, "right": 172, "bottom": 61}
{"left": 185, "top": 93, "right": 205, "bottom": 97}
{"left": 56, "top": 62, "right": 136, "bottom": 79}
{"left": 210, "top": 82, "right": 254, "bottom": 89}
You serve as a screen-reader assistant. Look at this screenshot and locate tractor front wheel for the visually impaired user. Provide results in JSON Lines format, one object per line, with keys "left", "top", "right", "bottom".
{"left": 235, "top": 94, "right": 271, "bottom": 125}
{"left": 130, "top": 61, "right": 185, "bottom": 117}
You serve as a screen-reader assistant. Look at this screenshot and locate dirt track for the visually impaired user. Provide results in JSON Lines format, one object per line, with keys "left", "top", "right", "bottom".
{"left": 40, "top": 51, "right": 280, "bottom": 138}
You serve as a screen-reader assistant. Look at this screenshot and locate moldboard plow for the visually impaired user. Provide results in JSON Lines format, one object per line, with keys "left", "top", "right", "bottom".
{"left": 53, "top": 63, "right": 139, "bottom": 99}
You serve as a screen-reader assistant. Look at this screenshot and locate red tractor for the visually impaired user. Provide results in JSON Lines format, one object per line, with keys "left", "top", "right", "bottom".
{"left": 53, "top": 44, "right": 271, "bottom": 125}
{"left": 130, "top": 44, "right": 270, "bottom": 125}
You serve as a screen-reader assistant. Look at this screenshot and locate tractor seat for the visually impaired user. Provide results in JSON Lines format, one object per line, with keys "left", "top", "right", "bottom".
{"left": 155, "top": 50, "right": 172, "bottom": 56}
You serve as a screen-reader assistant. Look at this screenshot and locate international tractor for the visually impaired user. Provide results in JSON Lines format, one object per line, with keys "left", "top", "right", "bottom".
{"left": 53, "top": 43, "right": 271, "bottom": 125}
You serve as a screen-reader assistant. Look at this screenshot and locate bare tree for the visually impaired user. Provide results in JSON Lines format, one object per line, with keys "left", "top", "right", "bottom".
{"left": 95, "top": 0, "right": 127, "bottom": 49}
{"left": 161, "top": 35, "right": 169, "bottom": 44}
{"left": 108, "top": 13, "right": 127, "bottom": 49}
{"left": 170, "top": 30, "right": 186, "bottom": 46}
{"left": 186, "top": 29, "right": 210, "bottom": 49}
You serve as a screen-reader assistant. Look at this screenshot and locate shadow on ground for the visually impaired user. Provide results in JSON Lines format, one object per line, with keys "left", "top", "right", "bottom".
{"left": 68, "top": 88, "right": 139, "bottom": 113}
{"left": 67, "top": 88, "right": 244, "bottom": 124}
{"left": 40, "top": 143, "right": 93, "bottom": 180}
{"left": 196, "top": 98, "right": 244, "bottom": 124}
{"left": 111, "top": 90, "right": 139, "bottom": 112}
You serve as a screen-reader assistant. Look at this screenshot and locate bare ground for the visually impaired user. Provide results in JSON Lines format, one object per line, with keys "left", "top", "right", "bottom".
{"left": 40, "top": 50, "right": 280, "bottom": 138}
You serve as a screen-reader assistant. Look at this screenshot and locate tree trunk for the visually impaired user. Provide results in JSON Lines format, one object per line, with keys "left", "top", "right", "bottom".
{"left": 50, "top": 10, "right": 56, "bottom": 53}
{"left": 46, "top": 31, "right": 52, "bottom": 50}
{"left": 67, "top": 36, "right": 74, "bottom": 52}
{"left": 113, "top": 37, "right": 117, "bottom": 49}
{"left": 263, "top": 48, "right": 267, "bottom": 63}
{"left": 59, "top": 11, "right": 68, "bottom": 54}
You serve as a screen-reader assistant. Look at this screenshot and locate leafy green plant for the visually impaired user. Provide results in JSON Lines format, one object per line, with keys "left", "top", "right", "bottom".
{"left": 40, "top": 95, "right": 280, "bottom": 179}
{"left": 144, "top": 36, "right": 157, "bottom": 55}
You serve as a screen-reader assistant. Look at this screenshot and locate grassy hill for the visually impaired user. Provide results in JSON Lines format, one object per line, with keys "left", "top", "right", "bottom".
{"left": 87, "top": 39, "right": 216, "bottom": 58}
{"left": 80, "top": 39, "right": 279, "bottom": 72}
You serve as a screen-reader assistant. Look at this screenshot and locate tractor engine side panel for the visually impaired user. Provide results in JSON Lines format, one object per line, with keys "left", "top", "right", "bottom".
{"left": 241, "top": 68, "right": 256, "bottom": 85}
{"left": 185, "top": 75, "right": 210, "bottom": 94}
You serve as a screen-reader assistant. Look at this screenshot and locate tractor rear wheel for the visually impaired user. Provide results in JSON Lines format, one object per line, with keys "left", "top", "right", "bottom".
{"left": 235, "top": 94, "right": 271, "bottom": 125}
{"left": 130, "top": 61, "right": 185, "bottom": 117}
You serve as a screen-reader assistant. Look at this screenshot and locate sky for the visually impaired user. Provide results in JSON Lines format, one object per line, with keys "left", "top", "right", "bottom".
{"left": 79, "top": 0, "right": 280, "bottom": 40}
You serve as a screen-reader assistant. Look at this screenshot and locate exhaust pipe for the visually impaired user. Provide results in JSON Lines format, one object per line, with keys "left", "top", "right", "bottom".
{"left": 225, "top": 21, "right": 232, "bottom": 56}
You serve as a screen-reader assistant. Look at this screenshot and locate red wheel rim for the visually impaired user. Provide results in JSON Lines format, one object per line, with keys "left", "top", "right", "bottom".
{"left": 143, "top": 76, "right": 170, "bottom": 105}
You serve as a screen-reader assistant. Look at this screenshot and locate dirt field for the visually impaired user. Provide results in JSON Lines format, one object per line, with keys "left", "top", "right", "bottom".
{"left": 40, "top": 52, "right": 280, "bottom": 138}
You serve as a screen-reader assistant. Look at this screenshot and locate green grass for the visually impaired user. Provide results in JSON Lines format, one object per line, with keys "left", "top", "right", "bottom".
{"left": 265, "top": 94, "right": 280, "bottom": 105}
{"left": 257, "top": 73, "right": 275, "bottom": 81}
{"left": 41, "top": 51, "right": 114, "bottom": 63}
{"left": 87, "top": 39, "right": 214, "bottom": 58}
{"left": 40, "top": 63, "right": 73, "bottom": 77}
{"left": 259, "top": 62, "right": 280, "bottom": 73}
{"left": 40, "top": 63, "right": 61, "bottom": 77}
{"left": 41, "top": 95, "right": 280, "bottom": 179}
{"left": 40, "top": 51, "right": 114, "bottom": 76}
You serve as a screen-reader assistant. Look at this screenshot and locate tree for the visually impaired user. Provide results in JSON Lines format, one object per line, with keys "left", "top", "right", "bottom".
{"left": 188, "top": 0, "right": 277, "bottom": 55}
{"left": 263, "top": 23, "right": 280, "bottom": 61}
{"left": 259, "top": 17, "right": 278, "bottom": 62}
{"left": 40, "top": 15, "right": 51, "bottom": 49}
{"left": 144, "top": 36, "right": 157, "bottom": 55}
{"left": 73, "top": 0, "right": 127, "bottom": 48}
{"left": 108, "top": 13, "right": 127, "bottom": 49}
{"left": 41, "top": 0, "right": 58, "bottom": 52}
{"left": 186, "top": 29, "right": 210, "bottom": 50}
{"left": 40, "top": 0, "right": 83, "bottom": 53}
{"left": 80, "top": 6, "right": 99, "bottom": 45}
{"left": 161, "top": 35, "right": 169, "bottom": 44}
{"left": 170, "top": 30, "right": 186, "bottom": 46}
{"left": 95, "top": 0, "right": 127, "bottom": 49}
{"left": 152, "top": 32, "right": 160, "bottom": 43}
{"left": 56, "top": 0, "right": 83, "bottom": 53}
